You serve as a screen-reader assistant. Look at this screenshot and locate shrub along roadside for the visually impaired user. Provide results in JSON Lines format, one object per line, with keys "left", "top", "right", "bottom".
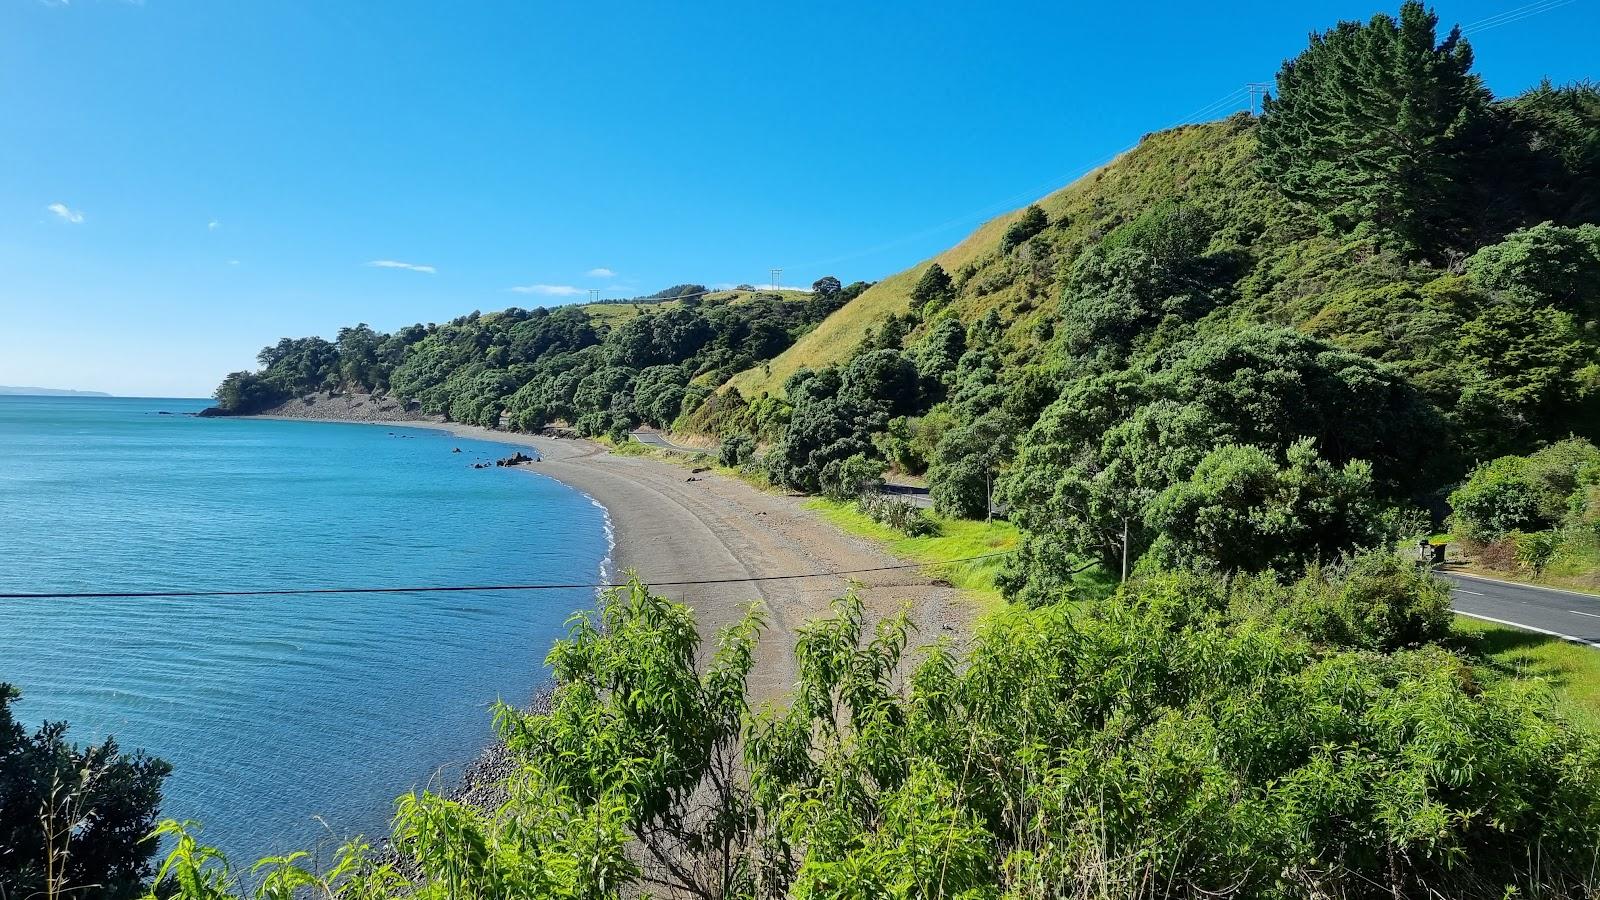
{"left": 1449, "top": 438, "right": 1600, "bottom": 589}
{"left": 140, "top": 562, "right": 1600, "bottom": 899}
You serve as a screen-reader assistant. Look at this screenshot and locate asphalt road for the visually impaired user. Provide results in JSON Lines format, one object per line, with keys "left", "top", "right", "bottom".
{"left": 629, "top": 430, "right": 711, "bottom": 454}
{"left": 1444, "top": 570, "right": 1600, "bottom": 648}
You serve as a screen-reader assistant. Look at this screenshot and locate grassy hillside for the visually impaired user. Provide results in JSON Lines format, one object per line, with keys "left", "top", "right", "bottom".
{"left": 726, "top": 117, "right": 1261, "bottom": 399}
{"left": 579, "top": 288, "right": 813, "bottom": 328}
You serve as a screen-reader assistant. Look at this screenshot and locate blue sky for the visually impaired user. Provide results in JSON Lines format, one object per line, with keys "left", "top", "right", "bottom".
{"left": 2, "top": 0, "right": 1593, "bottom": 397}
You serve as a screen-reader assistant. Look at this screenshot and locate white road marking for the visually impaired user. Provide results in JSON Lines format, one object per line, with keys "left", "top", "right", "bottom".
{"left": 1443, "top": 570, "right": 1600, "bottom": 601}
{"left": 1454, "top": 611, "right": 1600, "bottom": 650}
{"left": 1572, "top": 610, "right": 1600, "bottom": 620}
{"left": 1453, "top": 588, "right": 1485, "bottom": 596}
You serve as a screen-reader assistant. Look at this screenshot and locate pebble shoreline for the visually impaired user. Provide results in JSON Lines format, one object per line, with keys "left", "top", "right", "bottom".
{"left": 446, "top": 686, "right": 553, "bottom": 812}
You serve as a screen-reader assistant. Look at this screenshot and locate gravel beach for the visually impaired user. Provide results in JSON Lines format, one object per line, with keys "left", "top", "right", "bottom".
{"left": 249, "top": 394, "right": 978, "bottom": 812}
{"left": 254, "top": 393, "right": 975, "bottom": 702}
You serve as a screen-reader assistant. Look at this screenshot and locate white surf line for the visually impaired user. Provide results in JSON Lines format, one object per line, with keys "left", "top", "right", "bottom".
{"left": 1454, "top": 610, "right": 1600, "bottom": 650}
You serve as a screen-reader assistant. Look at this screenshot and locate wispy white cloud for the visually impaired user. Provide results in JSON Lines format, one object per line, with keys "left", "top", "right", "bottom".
{"left": 227, "top": 259, "right": 241, "bottom": 266}
{"left": 208, "top": 219, "right": 221, "bottom": 231}
{"left": 47, "top": 202, "right": 84, "bottom": 224}
{"left": 367, "top": 259, "right": 436, "bottom": 274}
{"left": 509, "top": 284, "right": 583, "bottom": 296}
{"left": 586, "top": 267, "right": 616, "bottom": 279}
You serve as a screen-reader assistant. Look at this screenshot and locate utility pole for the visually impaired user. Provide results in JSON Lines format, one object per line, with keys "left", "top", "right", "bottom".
{"left": 985, "top": 467, "right": 993, "bottom": 525}
{"left": 1246, "top": 82, "right": 1272, "bottom": 116}
{"left": 588, "top": 289, "right": 601, "bottom": 303}
{"left": 769, "top": 267, "right": 782, "bottom": 291}
{"left": 1121, "top": 517, "right": 1129, "bottom": 583}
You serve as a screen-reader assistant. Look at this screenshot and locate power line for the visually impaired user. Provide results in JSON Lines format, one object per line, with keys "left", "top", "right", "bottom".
{"left": 783, "top": 0, "right": 1572, "bottom": 275}
{"left": 788, "top": 84, "right": 1258, "bottom": 271}
{"left": 0, "top": 552, "right": 1016, "bottom": 601}
{"left": 1245, "top": 83, "right": 1272, "bottom": 117}
{"left": 1462, "top": 0, "right": 1575, "bottom": 34}
{"left": 587, "top": 284, "right": 805, "bottom": 305}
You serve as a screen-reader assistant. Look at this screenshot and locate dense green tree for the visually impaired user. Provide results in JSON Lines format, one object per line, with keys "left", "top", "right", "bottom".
{"left": 1057, "top": 245, "right": 1180, "bottom": 358}
{"left": 1476, "top": 80, "right": 1600, "bottom": 229}
{"left": 632, "top": 364, "right": 690, "bottom": 428}
{"left": 335, "top": 324, "right": 381, "bottom": 390}
{"left": 212, "top": 371, "right": 285, "bottom": 414}
{"left": 862, "top": 313, "right": 909, "bottom": 351}
{"left": 872, "top": 410, "right": 954, "bottom": 476}
{"left": 1146, "top": 439, "right": 1386, "bottom": 575}
{"left": 762, "top": 351, "right": 918, "bottom": 493}
{"left": 1003, "top": 327, "right": 1439, "bottom": 590}
{"left": 1453, "top": 301, "right": 1597, "bottom": 451}
{"left": 838, "top": 349, "right": 919, "bottom": 421}
{"left": 904, "top": 316, "right": 966, "bottom": 393}
{"left": 819, "top": 453, "right": 885, "bottom": 502}
{"left": 222, "top": 285, "right": 837, "bottom": 433}
{"left": 572, "top": 366, "right": 637, "bottom": 433}
{"left": 2, "top": 685, "right": 170, "bottom": 900}
{"left": 1449, "top": 455, "right": 1552, "bottom": 542}
{"left": 1101, "top": 198, "right": 1216, "bottom": 267}
{"left": 1258, "top": 1, "right": 1490, "bottom": 255}
{"left": 998, "top": 204, "right": 1048, "bottom": 252}
{"left": 927, "top": 414, "right": 1009, "bottom": 518}
{"left": 444, "top": 369, "right": 519, "bottom": 427}
{"left": 644, "top": 283, "right": 709, "bottom": 301}
{"left": 908, "top": 262, "right": 954, "bottom": 313}
{"left": 1234, "top": 552, "right": 1453, "bottom": 652}
{"left": 1466, "top": 221, "right": 1600, "bottom": 320}
{"left": 717, "top": 432, "right": 755, "bottom": 468}
{"left": 1449, "top": 440, "right": 1600, "bottom": 541}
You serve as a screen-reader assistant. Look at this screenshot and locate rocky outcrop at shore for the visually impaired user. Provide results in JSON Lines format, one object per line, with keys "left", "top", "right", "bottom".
{"left": 202, "top": 391, "right": 440, "bottom": 422}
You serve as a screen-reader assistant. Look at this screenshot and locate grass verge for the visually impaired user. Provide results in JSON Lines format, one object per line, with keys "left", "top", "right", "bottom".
{"left": 1454, "top": 615, "right": 1600, "bottom": 731}
{"left": 803, "top": 498, "right": 1029, "bottom": 617}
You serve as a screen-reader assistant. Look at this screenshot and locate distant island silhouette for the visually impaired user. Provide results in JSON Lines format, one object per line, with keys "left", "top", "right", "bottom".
{"left": 0, "top": 385, "right": 112, "bottom": 397}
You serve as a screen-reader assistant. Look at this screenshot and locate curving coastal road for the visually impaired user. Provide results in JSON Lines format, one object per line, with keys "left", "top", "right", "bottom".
{"left": 1445, "top": 570, "right": 1600, "bottom": 648}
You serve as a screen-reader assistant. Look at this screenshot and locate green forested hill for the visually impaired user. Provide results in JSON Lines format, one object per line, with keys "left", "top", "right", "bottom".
{"left": 108, "top": 5, "right": 1600, "bottom": 898}
{"left": 212, "top": 285, "right": 858, "bottom": 439}
{"left": 214, "top": 1, "right": 1598, "bottom": 593}
{"left": 698, "top": 28, "right": 1600, "bottom": 592}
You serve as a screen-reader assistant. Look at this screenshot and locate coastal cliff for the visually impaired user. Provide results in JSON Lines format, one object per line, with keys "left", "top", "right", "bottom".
{"left": 200, "top": 390, "right": 438, "bottom": 423}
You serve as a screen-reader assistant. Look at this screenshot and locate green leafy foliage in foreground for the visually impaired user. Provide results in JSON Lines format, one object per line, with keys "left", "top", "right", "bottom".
{"left": 139, "top": 563, "right": 1600, "bottom": 899}
{"left": 1, "top": 683, "right": 170, "bottom": 900}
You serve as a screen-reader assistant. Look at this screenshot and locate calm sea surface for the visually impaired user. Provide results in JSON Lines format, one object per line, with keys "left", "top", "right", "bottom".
{"left": 0, "top": 395, "right": 607, "bottom": 861}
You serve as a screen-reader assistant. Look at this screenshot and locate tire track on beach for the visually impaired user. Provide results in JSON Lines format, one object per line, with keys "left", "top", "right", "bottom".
{"left": 495, "top": 438, "right": 971, "bottom": 703}
{"left": 258, "top": 412, "right": 973, "bottom": 705}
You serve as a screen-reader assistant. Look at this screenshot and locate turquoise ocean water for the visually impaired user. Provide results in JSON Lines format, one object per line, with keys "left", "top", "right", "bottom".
{"left": 0, "top": 395, "right": 608, "bottom": 861}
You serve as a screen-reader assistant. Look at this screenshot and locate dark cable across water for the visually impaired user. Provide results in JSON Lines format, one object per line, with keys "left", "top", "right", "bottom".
{"left": 0, "top": 551, "right": 1015, "bottom": 600}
